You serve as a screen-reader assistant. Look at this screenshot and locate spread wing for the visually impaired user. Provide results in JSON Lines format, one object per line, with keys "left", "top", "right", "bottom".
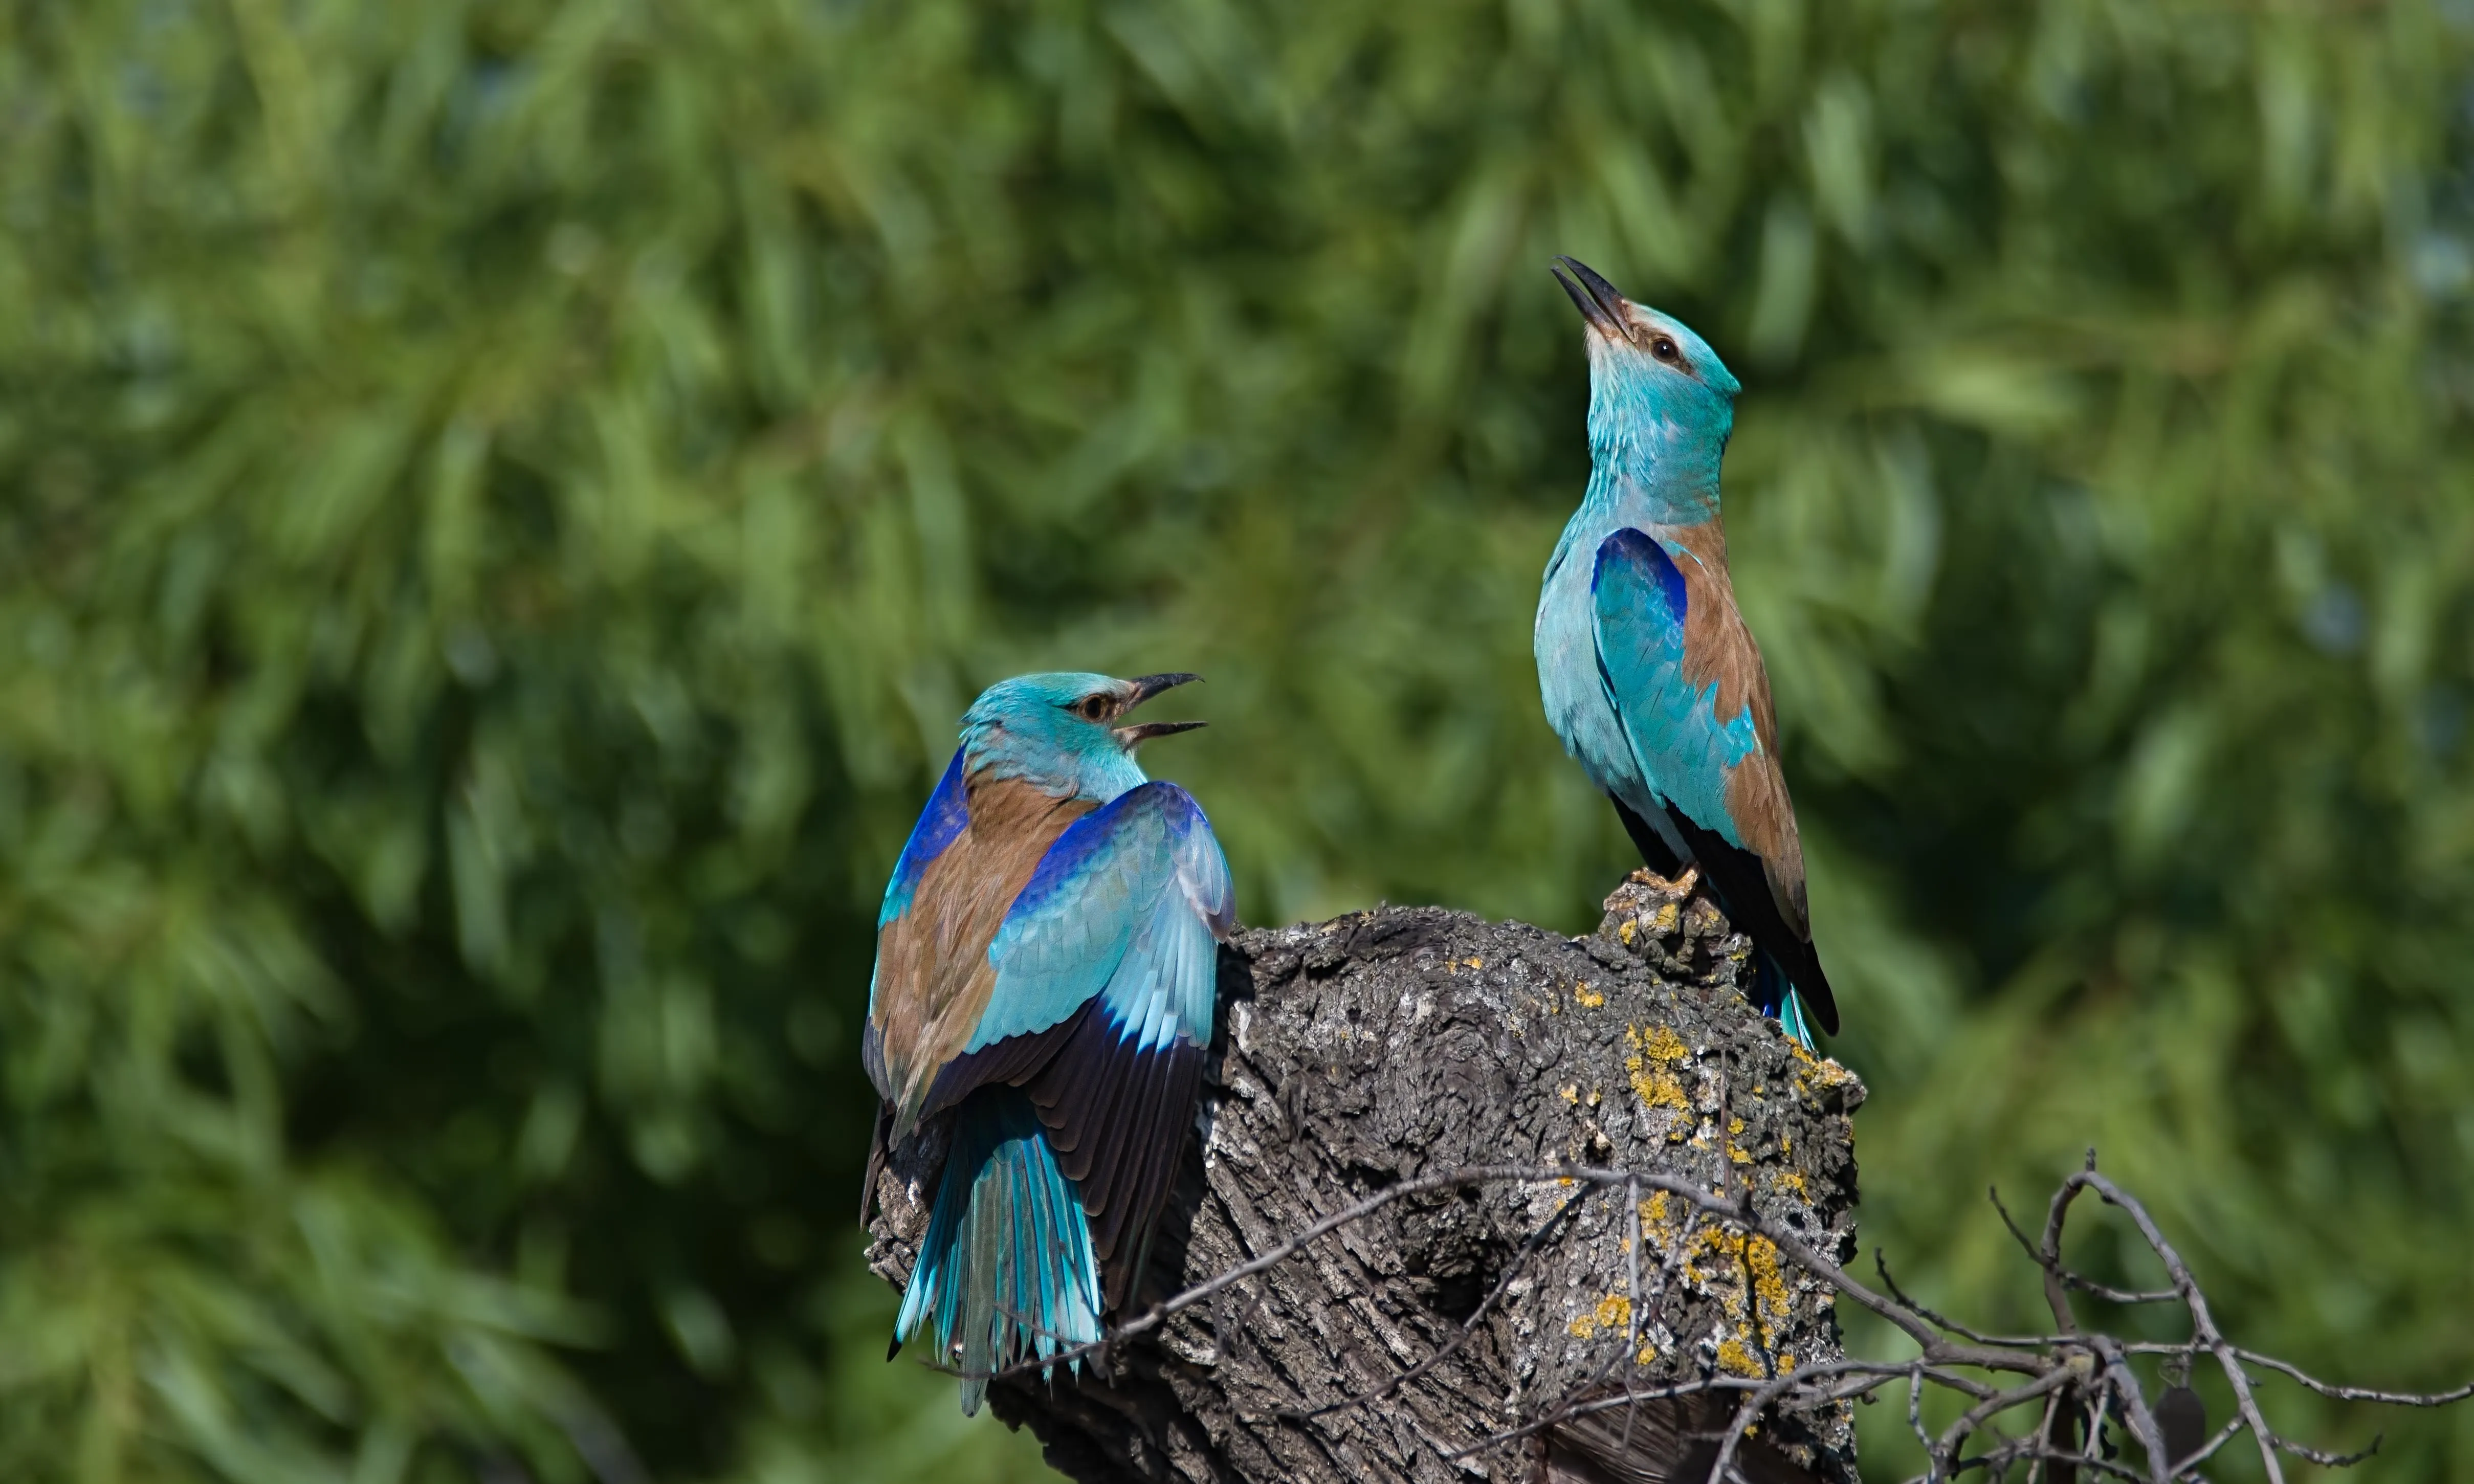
{"left": 1592, "top": 528, "right": 1838, "bottom": 1033}
{"left": 923, "top": 781, "right": 1234, "bottom": 1307}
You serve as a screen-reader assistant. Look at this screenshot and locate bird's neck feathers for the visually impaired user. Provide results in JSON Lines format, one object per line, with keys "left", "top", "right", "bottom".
{"left": 1583, "top": 350, "right": 1732, "bottom": 527}
{"left": 961, "top": 720, "right": 1149, "bottom": 805}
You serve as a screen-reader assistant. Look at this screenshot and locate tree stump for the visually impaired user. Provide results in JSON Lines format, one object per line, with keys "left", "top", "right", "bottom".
{"left": 866, "top": 874, "right": 1867, "bottom": 1483}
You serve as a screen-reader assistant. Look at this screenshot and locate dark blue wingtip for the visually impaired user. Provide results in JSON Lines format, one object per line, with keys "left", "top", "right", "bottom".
{"left": 886, "top": 1335, "right": 903, "bottom": 1361}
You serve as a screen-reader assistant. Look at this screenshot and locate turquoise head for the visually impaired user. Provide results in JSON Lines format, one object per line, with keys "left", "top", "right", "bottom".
{"left": 1551, "top": 257, "right": 1740, "bottom": 524}
{"left": 960, "top": 672, "right": 1206, "bottom": 804}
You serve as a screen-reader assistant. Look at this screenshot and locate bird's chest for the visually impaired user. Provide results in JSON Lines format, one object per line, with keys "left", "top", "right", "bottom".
{"left": 1535, "top": 527, "right": 1642, "bottom": 802}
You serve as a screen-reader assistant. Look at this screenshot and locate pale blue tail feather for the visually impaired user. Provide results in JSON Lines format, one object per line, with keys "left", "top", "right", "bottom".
{"left": 1777, "top": 986, "right": 1818, "bottom": 1052}
{"left": 1749, "top": 947, "right": 1820, "bottom": 1051}
{"left": 894, "top": 1090, "right": 1103, "bottom": 1415}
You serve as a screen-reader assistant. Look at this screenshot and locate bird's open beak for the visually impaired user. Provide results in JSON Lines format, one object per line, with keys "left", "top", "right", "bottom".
{"left": 1551, "top": 256, "right": 1628, "bottom": 340}
{"left": 1115, "top": 672, "right": 1206, "bottom": 745}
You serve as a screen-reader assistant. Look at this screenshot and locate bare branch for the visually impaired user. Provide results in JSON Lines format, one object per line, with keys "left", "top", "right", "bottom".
{"left": 2036, "top": 1169, "right": 2086, "bottom": 1339}
{"left": 2068, "top": 1170, "right": 2287, "bottom": 1484}
{"left": 2233, "top": 1349, "right": 2474, "bottom": 1407}
{"left": 1874, "top": 1249, "right": 2049, "bottom": 1349}
{"left": 1708, "top": 1370, "right": 1792, "bottom": 1484}
{"left": 2271, "top": 1434, "right": 2380, "bottom": 1469}
{"left": 1932, "top": 1363, "right": 2078, "bottom": 1475}
{"left": 2088, "top": 1333, "right": 2170, "bottom": 1484}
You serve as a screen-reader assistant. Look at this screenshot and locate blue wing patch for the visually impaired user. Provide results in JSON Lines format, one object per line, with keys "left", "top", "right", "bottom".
{"left": 878, "top": 748, "right": 969, "bottom": 928}
{"left": 1591, "top": 528, "right": 1761, "bottom": 847}
{"left": 965, "top": 782, "right": 1232, "bottom": 1056}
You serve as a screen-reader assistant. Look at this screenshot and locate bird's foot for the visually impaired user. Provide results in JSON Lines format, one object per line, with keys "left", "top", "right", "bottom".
{"left": 1624, "top": 864, "right": 1700, "bottom": 899}
{"left": 1600, "top": 865, "right": 1704, "bottom": 952}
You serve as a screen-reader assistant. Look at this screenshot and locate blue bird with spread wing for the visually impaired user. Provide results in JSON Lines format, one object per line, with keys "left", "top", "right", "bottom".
{"left": 1533, "top": 258, "right": 1839, "bottom": 1047}
{"left": 861, "top": 671, "right": 1233, "bottom": 1413}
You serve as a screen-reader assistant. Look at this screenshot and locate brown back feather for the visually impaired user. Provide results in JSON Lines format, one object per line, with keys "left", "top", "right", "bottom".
{"left": 869, "top": 774, "right": 1095, "bottom": 1136}
{"left": 1664, "top": 520, "right": 1810, "bottom": 940}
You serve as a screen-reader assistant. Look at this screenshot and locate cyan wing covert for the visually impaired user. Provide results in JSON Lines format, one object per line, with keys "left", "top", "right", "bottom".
{"left": 1589, "top": 528, "right": 1762, "bottom": 845}
{"left": 966, "top": 782, "right": 1231, "bottom": 1053}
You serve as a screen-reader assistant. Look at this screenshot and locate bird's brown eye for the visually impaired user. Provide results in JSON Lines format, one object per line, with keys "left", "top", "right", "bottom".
{"left": 1650, "top": 335, "right": 1681, "bottom": 363}
{"left": 1078, "top": 696, "right": 1112, "bottom": 721}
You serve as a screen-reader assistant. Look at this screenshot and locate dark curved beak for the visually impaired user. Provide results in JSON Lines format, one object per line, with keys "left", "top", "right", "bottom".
{"left": 1551, "top": 255, "right": 1627, "bottom": 339}
{"left": 1116, "top": 673, "right": 1205, "bottom": 746}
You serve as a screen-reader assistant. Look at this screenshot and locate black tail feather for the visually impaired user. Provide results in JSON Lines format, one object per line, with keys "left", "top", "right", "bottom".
{"left": 1608, "top": 794, "right": 1687, "bottom": 879}
{"left": 1608, "top": 795, "right": 1840, "bottom": 1037}
{"left": 859, "top": 1099, "right": 891, "bottom": 1227}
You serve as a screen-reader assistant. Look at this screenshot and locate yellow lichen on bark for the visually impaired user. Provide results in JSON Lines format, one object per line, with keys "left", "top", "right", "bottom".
{"left": 1686, "top": 1228, "right": 1793, "bottom": 1321}
{"left": 1568, "top": 1291, "right": 1633, "bottom": 1339}
{"left": 1624, "top": 1023, "right": 1693, "bottom": 1112}
{"left": 1639, "top": 1189, "right": 1673, "bottom": 1237}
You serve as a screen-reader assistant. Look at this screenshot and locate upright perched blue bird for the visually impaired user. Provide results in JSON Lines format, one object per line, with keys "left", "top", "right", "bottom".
{"left": 861, "top": 672, "right": 1233, "bottom": 1413}
{"left": 1533, "top": 258, "right": 1839, "bottom": 1047}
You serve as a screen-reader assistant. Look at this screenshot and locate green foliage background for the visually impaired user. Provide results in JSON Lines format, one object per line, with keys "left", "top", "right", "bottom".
{"left": 5, "top": 0, "right": 2472, "bottom": 1478}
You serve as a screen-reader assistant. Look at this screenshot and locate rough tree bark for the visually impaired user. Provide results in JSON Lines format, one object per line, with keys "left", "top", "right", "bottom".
{"left": 867, "top": 874, "right": 1868, "bottom": 1484}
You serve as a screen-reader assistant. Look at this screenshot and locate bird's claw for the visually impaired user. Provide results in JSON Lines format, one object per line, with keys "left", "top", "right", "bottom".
{"left": 1625, "top": 865, "right": 1700, "bottom": 899}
